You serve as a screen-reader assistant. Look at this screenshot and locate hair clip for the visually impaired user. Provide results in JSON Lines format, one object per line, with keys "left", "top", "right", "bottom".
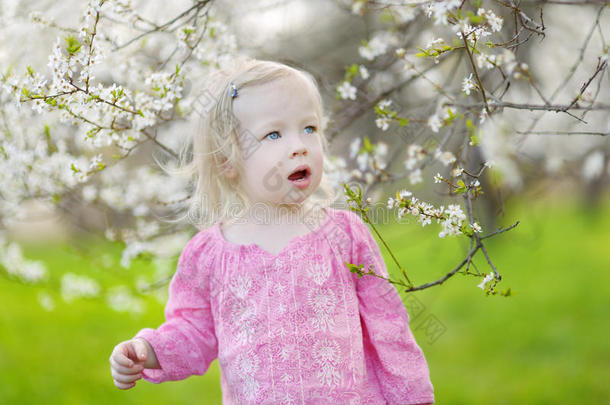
{"left": 230, "top": 83, "right": 238, "bottom": 99}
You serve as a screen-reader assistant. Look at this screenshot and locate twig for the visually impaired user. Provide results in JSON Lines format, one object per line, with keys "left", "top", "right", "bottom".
{"left": 515, "top": 130, "right": 609, "bottom": 136}
{"left": 480, "top": 221, "right": 520, "bottom": 240}
{"left": 405, "top": 244, "right": 481, "bottom": 292}
{"left": 446, "top": 101, "right": 610, "bottom": 112}
{"left": 461, "top": 31, "right": 491, "bottom": 115}
{"left": 113, "top": 0, "right": 211, "bottom": 50}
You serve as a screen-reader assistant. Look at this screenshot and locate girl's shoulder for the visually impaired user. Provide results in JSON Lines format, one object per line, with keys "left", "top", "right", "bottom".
{"left": 177, "top": 224, "right": 224, "bottom": 264}
{"left": 325, "top": 207, "right": 368, "bottom": 232}
{"left": 317, "top": 207, "right": 372, "bottom": 246}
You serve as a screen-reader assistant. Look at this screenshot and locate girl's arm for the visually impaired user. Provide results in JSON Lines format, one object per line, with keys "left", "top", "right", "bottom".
{"left": 133, "top": 232, "right": 218, "bottom": 384}
{"left": 348, "top": 211, "right": 435, "bottom": 405}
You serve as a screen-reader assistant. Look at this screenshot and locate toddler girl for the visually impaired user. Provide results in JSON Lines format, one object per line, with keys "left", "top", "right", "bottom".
{"left": 109, "top": 58, "right": 434, "bottom": 404}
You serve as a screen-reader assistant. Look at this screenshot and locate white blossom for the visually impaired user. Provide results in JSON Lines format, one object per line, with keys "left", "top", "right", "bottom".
{"left": 452, "top": 167, "right": 464, "bottom": 177}
{"left": 477, "top": 273, "right": 494, "bottom": 290}
{"left": 405, "top": 157, "right": 417, "bottom": 170}
{"left": 581, "top": 150, "right": 605, "bottom": 181}
{"left": 409, "top": 168, "right": 423, "bottom": 184}
{"left": 349, "top": 138, "right": 361, "bottom": 159}
{"left": 426, "top": 37, "right": 445, "bottom": 49}
{"left": 351, "top": 0, "right": 366, "bottom": 15}
{"left": 375, "top": 116, "right": 391, "bottom": 131}
{"left": 358, "top": 31, "right": 397, "bottom": 60}
{"left": 0, "top": 241, "right": 48, "bottom": 283}
{"left": 378, "top": 99, "right": 392, "bottom": 110}
{"left": 478, "top": 8, "right": 503, "bottom": 32}
{"left": 337, "top": 81, "right": 357, "bottom": 100}
{"left": 425, "top": 0, "right": 461, "bottom": 25}
{"left": 476, "top": 53, "right": 496, "bottom": 70}
{"left": 81, "top": 185, "right": 97, "bottom": 202}
{"left": 325, "top": 156, "right": 351, "bottom": 190}
{"left": 356, "top": 152, "right": 368, "bottom": 171}
{"left": 462, "top": 73, "right": 476, "bottom": 95}
{"left": 359, "top": 65, "right": 370, "bottom": 79}
{"left": 435, "top": 149, "right": 456, "bottom": 166}
{"left": 479, "top": 108, "right": 488, "bottom": 124}
{"left": 106, "top": 285, "right": 145, "bottom": 314}
{"left": 408, "top": 144, "right": 426, "bottom": 160}
{"left": 471, "top": 222, "right": 482, "bottom": 233}
{"left": 398, "top": 189, "right": 412, "bottom": 200}
{"left": 61, "top": 273, "right": 101, "bottom": 302}
{"left": 428, "top": 113, "right": 442, "bottom": 132}
{"left": 387, "top": 197, "right": 396, "bottom": 209}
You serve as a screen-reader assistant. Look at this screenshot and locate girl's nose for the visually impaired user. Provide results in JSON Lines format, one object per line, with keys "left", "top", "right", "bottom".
{"left": 289, "top": 135, "right": 308, "bottom": 157}
{"left": 291, "top": 145, "right": 308, "bottom": 157}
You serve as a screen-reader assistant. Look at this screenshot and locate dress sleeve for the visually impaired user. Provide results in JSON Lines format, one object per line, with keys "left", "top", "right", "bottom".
{"left": 347, "top": 211, "right": 435, "bottom": 405}
{"left": 134, "top": 231, "right": 218, "bottom": 383}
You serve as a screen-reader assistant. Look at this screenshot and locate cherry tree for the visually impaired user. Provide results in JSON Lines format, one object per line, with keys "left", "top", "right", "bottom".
{"left": 0, "top": 0, "right": 608, "bottom": 313}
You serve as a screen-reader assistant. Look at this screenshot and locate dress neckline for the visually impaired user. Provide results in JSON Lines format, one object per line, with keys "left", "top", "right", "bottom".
{"left": 214, "top": 207, "right": 332, "bottom": 258}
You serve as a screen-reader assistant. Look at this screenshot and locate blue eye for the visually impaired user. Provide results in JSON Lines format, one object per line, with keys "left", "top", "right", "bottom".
{"left": 304, "top": 126, "right": 317, "bottom": 134}
{"left": 265, "top": 131, "right": 280, "bottom": 140}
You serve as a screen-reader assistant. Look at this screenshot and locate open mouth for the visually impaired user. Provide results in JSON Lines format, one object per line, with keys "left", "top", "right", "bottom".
{"left": 287, "top": 165, "right": 312, "bottom": 189}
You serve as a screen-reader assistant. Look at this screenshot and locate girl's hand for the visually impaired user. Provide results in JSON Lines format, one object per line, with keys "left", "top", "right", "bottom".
{"left": 109, "top": 338, "right": 149, "bottom": 390}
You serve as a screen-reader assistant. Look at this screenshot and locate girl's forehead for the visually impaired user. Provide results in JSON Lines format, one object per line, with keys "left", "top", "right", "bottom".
{"left": 232, "top": 76, "right": 319, "bottom": 126}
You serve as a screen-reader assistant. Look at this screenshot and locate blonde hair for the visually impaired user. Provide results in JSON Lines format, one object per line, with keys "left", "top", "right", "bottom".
{"left": 178, "top": 57, "right": 337, "bottom": 229}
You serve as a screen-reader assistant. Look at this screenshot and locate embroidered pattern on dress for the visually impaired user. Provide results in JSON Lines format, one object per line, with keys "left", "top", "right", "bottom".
{"left": 227, "top": 273, "right": 260, "bottom": 345}
{"left": 312, "top": 338, "right": 342, "bottom": 387}
{"left": 306, "top": 259, "right": 331, "bottom": 285}
{"left": 307, "top": 286, "right": 338, "bottom": 332}
{"left": 234, "top": 348, "right": 262, "bottom": 402}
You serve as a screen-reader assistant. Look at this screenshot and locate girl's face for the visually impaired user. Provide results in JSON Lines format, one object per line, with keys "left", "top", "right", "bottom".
{"left": 231, "top": 75, "right": 324, "bottom": 208}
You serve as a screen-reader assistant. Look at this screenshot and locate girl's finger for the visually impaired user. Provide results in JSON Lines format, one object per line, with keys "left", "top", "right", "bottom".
{"left": 111, "top": 351, "right": 134, "bottom": 367}
{"left": 113, "top": 379, "right": 136, "bottom": 390}
{"left": 133, "top": 338, "right": 148, "bottom": 362}
{"left": 113, "top": 372, "right": 142, "bottom": 384}
{"left": 110, "top": 358, "right": 143, "bottom": 375}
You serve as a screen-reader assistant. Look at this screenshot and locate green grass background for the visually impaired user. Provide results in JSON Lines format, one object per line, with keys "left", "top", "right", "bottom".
{"left": 1, "top": 193, "right": 609, "bottom": 404}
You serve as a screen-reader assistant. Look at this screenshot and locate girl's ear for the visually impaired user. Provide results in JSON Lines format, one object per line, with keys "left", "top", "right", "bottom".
{"left": 223, "top": 163, "right": 238, "bottom": 180}
{"left": 219, "top": 156, "right": 238, "bottom": 180}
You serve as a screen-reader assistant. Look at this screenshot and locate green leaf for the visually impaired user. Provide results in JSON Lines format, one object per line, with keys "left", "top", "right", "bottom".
{"left": 363, "top": 136, "right": 372, "bottom": 153}
{"left": 398, "top": 118, "right": 409, "bottom": 126}
{"left": 64, "top": 35, "right": 82, "bottom": 55}
{"left": 182, "top": 27, "right": 195, "bottom": 36}
{"left": 455, "top": 179, "right": 467, "bottom": 194}
{"left": 346, "top": 262, "right": 365, "bottom": 278}
{"left": 345, "top": 64, "right": 359, "bottom": 81}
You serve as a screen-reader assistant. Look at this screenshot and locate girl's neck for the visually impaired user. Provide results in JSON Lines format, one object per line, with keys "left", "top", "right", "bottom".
{"left": 227, "top": 200, "right": 323, "bottom": 227}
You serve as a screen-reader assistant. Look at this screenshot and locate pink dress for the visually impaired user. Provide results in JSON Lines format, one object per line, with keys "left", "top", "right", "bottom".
{"left": 135, "top": 207, "right": 435, "bottom": 404}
